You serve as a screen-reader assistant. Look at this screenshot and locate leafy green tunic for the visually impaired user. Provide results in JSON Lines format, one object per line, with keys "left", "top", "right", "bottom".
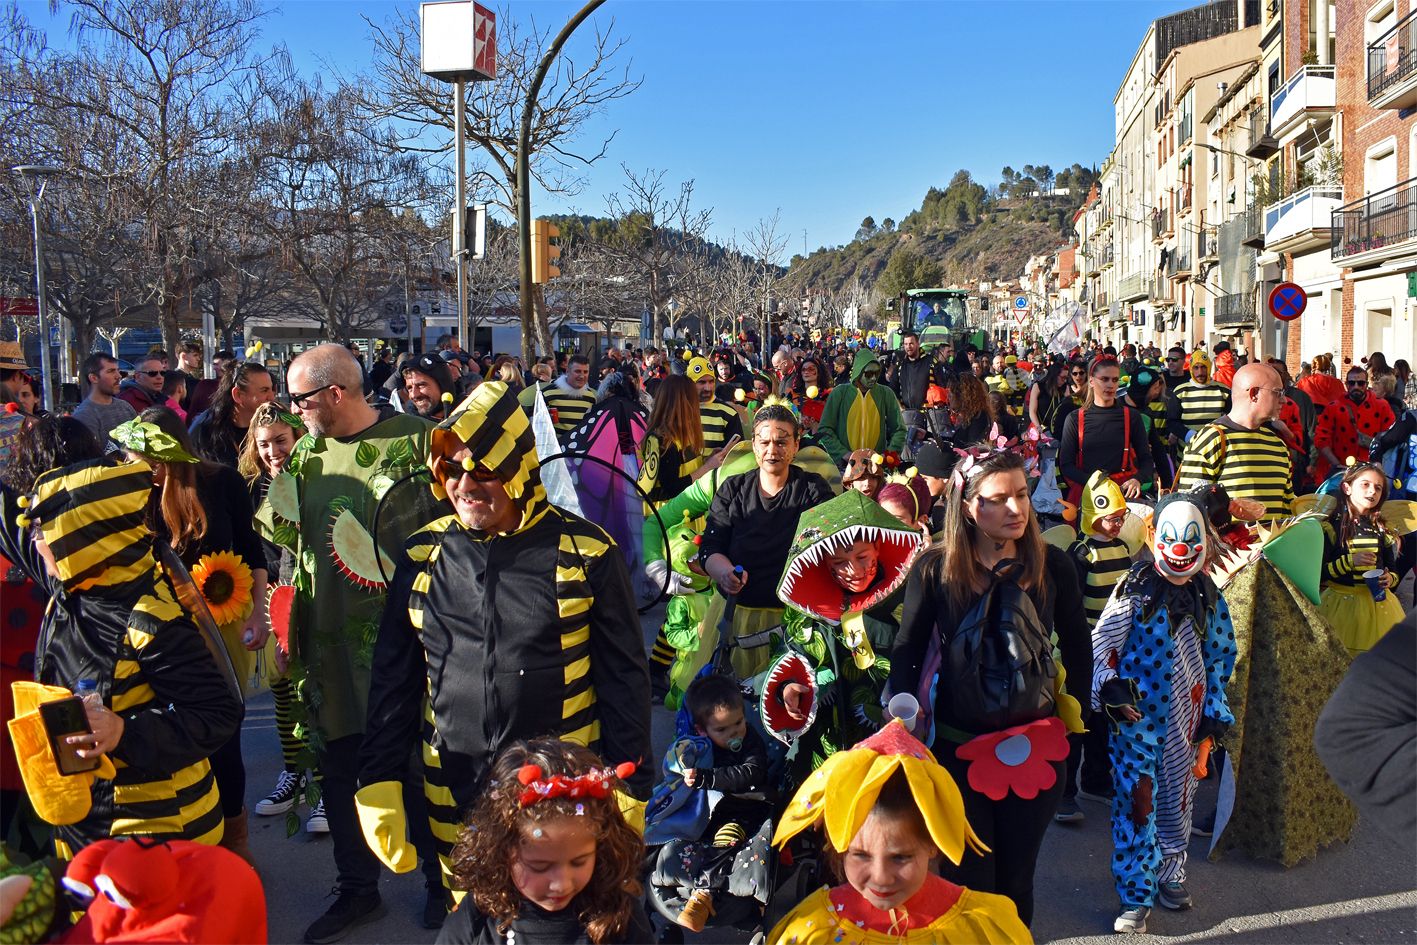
{"left": 257, "top": 411, "right": 439, "bottom": 745}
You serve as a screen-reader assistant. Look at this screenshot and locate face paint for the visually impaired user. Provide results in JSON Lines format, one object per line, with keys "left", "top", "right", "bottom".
{"left": 1153, "top": 499, "right": 1206, "bottom": 580}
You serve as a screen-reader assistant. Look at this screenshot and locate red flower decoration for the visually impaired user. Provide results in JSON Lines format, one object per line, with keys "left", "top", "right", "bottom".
{"left": 954, "top": 716, "right": 1069, "bottom": 801}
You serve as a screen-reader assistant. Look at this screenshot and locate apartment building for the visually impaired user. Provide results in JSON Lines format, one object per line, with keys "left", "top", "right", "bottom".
{"left": 1332, "top": 0, "right": 1417, "bottom": 359}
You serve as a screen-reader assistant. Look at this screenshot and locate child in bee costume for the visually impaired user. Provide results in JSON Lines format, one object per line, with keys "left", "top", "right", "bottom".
{"left": 1090, "top": 483, "right": 1236, "bottom": 934}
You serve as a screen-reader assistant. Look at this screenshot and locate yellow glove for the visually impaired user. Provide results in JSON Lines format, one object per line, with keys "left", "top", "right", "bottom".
{"left": 7, "top": 682, "right": 116, "bottom": 827}
{"left": 354, "top": 781, "right": 417, "bottom": 873}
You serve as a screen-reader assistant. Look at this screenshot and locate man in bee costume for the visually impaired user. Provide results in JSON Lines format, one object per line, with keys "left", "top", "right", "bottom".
{"left": 355, "top": 382, "right": 651, "bottom": 887}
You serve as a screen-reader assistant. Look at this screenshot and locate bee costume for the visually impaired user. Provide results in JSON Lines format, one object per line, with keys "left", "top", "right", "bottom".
{"left": 355, "top": 383, "right": 651, "bottom": 885}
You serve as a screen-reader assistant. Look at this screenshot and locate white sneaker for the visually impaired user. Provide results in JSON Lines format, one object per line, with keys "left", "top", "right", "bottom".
{"left": 1113, "top": 906, "right": 1149, "bottom": 934}
{"left": 305, "top": 798, "right": 330, "bottom": 834}
{"left": 254, "top": 770, "right": 303, "bottom": 816}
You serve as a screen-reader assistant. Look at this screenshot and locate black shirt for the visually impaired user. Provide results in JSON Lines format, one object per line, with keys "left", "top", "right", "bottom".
{"left": 437, "top": 898, "right": 654, "bottom": 944}
{"left": 887, "top": 545, "right": 1091, "bottom": 747}
{"left": 699, "top": 466, "right": 834, "bottom": 609}
{"left": 1057, "top": 402, "right": 1154, "bottom": 491}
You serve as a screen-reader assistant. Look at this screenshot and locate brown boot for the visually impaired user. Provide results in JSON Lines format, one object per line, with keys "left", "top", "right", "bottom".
{"left": 676, "top": 889, "right": 714, "bottom": 932}
{"left": 219, "top": 808, "right": 257, "bottom": 868}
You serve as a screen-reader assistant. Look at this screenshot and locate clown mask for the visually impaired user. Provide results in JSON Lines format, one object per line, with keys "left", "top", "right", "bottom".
{"left": 1152, "top": 498, "right": 1206, "bottom": 583}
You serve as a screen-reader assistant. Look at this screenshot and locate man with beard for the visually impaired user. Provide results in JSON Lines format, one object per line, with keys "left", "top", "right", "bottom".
{"left": 1166, "top": 348, "right": 1231, "bottom": 448}
{"left": 400, "top": 353, "right": 456, "bottom": 421}
{"left": 72, "top": 353, "right": 137, "bottom": 443}
{"left": 686, "top": 355, "right": 744, "bottom": 454}
{"left": 1313, "top": 366, "right": 1397, "bottom": 482}
{"left": 260, "top": 344, "right": 444, "bottom": 942}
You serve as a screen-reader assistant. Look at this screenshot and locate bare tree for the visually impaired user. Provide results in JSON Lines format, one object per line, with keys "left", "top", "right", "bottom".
{"left": 242, "top": 69, "right": 437, "bottom": 342}
{"left": 590, "top": 166, "right": 714, "bottom": 346}
{"left": 742, "top": 210, "right": 789, "bottom": 348}
{"left": 24, "top": 0, "right": 273, "bottom": 353}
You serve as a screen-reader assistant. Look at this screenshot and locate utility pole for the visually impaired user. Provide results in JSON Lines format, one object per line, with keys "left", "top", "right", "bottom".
{"left": 13, "top": 165, "right": 62, "bottom": 411}
{"left": 517, "top": 0, "right": 605, "bottom": 362}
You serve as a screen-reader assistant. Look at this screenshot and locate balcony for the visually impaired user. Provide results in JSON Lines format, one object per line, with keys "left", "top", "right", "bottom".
{"left": 1246, "top": 106, "right": 1278, "bottom": 159}
{"left": 1099, "top": 243, "right": 1114, "bottom": 269}
{"left": 1178, "top": 186, "right": 1193, "bottom": 216}
{"left": 1149, "top": 275, "right": 1175, "bottom": 304}
{"left": 1198, "top": 226, "right": 1219, "bottom": 261}
{"left": 1369, "top": 8, "right": 1417, "bottom": 109}
{"left": 1118, "top": 273, "right": 1148, "bottom": 303}
{"left": 1151, "top": 209, "right": 1173, "bottom": 242}
{"left": 1240, "top": 204, "right": 1265, "bottom": 249}
{"left": 1332, "top": 177, "right": 1417, "bottom": 266}
{"left": 1270, "top": 65, "right": 1336, "bottom": 140}
{"left": 1263, "top": 185, "right": 1343, "bottom": 254}
{"left": 1215, "top": 291, "right": 1257, "bottom": 328}
{"left": 1168, "top": 245, "right": 1193, "bottom": 279}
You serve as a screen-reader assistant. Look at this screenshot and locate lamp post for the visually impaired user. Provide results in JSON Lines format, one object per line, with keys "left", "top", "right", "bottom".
{"left": 13, "top": 165, "right": 62, "bottom": 412}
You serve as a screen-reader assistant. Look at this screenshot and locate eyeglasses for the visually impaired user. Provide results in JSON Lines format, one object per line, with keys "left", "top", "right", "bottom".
{"left": 1070, "top": 370, "right": 1086, "bottom": 376}
{"left": 1165, "top": 357, "right": 1181, "bottom": 363}
{"left": 1251, "top": 387, "right": 1285, "bottom": 396}
{"left": 1346, "top": 380, "right": 1368, "bottom": 388}
{"left": 436, "top": 457, "right": 501, "bottom": 482}
{"left": 289, "top": 383, "right": 343, "bottom": 408}
{"left": 137, "top": 370, "right": 164, "bottom": 377}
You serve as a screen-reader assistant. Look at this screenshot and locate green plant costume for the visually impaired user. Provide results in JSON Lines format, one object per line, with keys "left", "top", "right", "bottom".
{"left": 816, "top": 349, "right": 906, "bottom": 465}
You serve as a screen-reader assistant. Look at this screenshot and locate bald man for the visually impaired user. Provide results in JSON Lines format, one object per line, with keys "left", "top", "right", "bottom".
{"left": 1177, "top": 362, "right": 1295, "bottom": 520}
{"left": 260, "top": 344, "right": 447, "bottom": 940}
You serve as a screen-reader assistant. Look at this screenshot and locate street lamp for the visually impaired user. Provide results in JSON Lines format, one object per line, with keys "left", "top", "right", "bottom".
{"left": 13, "top": 164, "right": 62, "bottom": 412}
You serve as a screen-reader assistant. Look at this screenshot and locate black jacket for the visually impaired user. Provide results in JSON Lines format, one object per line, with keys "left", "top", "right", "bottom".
{"left": 892, "top": 354, "right": 940, "bottom": 410}
{"left": 360, "top": 507, "right": 653, "bottom": 808}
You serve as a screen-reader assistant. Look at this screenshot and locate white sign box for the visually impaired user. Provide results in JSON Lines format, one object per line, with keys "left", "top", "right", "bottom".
{"left": 421, "top": 1, "right": 497, "bottom": 82}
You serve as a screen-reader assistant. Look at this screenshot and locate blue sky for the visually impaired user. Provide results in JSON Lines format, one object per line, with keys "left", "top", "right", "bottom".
{"left": 26, "top": 0, "right": 1188, "bottom": 254}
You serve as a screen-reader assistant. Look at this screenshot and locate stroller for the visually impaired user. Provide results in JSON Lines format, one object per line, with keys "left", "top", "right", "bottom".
{"left": 643, "top": 597, "right": 826, "bottom": 944}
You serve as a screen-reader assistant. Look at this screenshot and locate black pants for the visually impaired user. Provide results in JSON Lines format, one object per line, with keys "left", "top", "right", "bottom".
{"left": 1063, "top": 723, "right": 1113, "bottom": 799}
{"left": 937, "top": 750, "right": 1065, "bottom": 927}
{"left": 319, "top": 734, "right": 382, "bottom": 898}
{"left": 209, "top": 707, "right": 248, "bottom": 818}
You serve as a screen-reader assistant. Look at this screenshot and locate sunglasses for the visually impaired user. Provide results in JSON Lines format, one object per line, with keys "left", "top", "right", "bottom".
{"left": 289, "top": 383, "right": 343, "bottom": 408}
{"left": 1165, "top": 357, "right": 1181, "bottom": 363}
{"left": 437, "top": 457, "right": 501, "bottom": 482}
{"left": 136, "top": 370, "right": 164, "bottom": 378}
{"left": 1347, "top": 380, "right": 1368, "bottom": 388}
{"left": 861, "top": 369, "right": 881, "bottom": 379}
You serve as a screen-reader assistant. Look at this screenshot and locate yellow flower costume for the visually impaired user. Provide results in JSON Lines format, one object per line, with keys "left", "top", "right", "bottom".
{"left": 768, "top": 720, "right": 1031, "bottom": 944}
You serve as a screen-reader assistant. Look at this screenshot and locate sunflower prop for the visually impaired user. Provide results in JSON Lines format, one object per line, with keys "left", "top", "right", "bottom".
{"left": 773, "top": 719, "right": 988, "bottom": 866}
{"left": 191, "top": 551, "right": 255, "bottom": 625}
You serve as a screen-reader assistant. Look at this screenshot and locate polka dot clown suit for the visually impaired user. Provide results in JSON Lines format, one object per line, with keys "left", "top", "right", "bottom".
{"left": 1089, "top": 488, "right": 1236, "bottom": 911}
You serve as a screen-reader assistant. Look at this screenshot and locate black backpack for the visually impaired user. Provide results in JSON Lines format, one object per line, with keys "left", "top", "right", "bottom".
{"left": 941, "top": 562, "right": 1058, "bottom": 734}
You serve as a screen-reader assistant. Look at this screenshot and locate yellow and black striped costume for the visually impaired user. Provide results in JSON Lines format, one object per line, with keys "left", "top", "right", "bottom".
{"left": 1177, "top": 419, "right": 1294, "bottom": 521}
{"left": 542, "top": 381, "right": 597, "bottom": 440}
{"left": 23, "top": 458, "right": 242, "bottom": 856}
{"left": 359, "top": 383, "right": 651, "bottom": 884}
{"left": 1069, "top": 536, "right": 1133, "bottom": 628}
{"left": 1166, "top": 381, "right": 1231, "bottom": 436}
{"left": 700, "top": 398, "right": 744, "bottom": 454}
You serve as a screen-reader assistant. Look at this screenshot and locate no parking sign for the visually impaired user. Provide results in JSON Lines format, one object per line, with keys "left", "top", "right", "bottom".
{"left": 1268, "top": 282, "right": 1307, "bottom": 321}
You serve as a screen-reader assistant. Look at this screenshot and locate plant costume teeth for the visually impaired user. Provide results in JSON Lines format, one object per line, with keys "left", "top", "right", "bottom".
{"left": 772, "top": 720, "right": 987, "bottom": 865}
{"left": 328, "top": 508, "right": 394, "bottom": 591}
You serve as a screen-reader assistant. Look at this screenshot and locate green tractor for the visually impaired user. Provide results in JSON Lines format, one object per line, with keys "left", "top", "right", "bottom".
{"left": 885, "top": 288, "right": 986, "bottom": 352}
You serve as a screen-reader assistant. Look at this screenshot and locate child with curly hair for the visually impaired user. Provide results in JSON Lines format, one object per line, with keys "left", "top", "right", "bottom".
{"left": 439, "top": 739, "right": 652, "bottom": 944}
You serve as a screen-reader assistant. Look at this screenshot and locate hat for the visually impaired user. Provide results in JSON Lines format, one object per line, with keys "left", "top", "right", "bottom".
{"left": 1127, "top": 368, "right": 1160, "bottom": 404}
{"left": 1189, "top": 348, "right": 1212, "bottom": 369}
{"left": 0, "top": 341, "right": 28, "bottom": 371}
{"left": 912, "top": 440, "right": 955, "bottom": 479}
{"left": 685, "top": 356, "right": 713, "bottom": 383}
{"left": 404, "top": 353, "right": 454, "bottom": 395}
{"left": 1213, "top": 341, "right": 1231, "bottom": 354}
{"left": 1004, "top": 354, "right": 1019, "bottom": 366}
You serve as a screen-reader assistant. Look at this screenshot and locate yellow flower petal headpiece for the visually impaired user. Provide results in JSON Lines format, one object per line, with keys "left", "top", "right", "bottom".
{"left": 772, "top": 719, "right": 988, "bottom": 865}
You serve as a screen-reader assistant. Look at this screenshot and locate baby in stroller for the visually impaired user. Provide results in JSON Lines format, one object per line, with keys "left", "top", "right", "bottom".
{"left": 645, "top": 672, "right": 779, "bottom": 941}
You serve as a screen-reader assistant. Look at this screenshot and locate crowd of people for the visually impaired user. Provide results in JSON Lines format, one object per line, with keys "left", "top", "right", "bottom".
{"left": 0, "top": 327, "right": 1412, "bottom": 945}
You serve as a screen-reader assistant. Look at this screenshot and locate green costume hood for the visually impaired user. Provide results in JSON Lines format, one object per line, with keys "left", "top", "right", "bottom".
{"left": 850, "top": 348, "right": 880, "bottom": 382}
{"left": 776, "top": 491, "right": 927, "bottom": 625}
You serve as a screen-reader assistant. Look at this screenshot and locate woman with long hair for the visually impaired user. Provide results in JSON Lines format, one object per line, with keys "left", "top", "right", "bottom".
{"left": 1028, "top": 361, "right": 1070, "bottom": 434}
{"left": 1318, "top": 463, "right": 1405, "bottom": 656}
{"left": 1057, "top": 355, "right": 1154, "bottom": 504}
{"left": 887, "top": 447, "right": 1089, "bottom": 927}
{"left": 112, "top": 406, "right": 269, "bottom": 865}
{"left": 1394, "top": 358, "right": 1415, "bottom": 409}
{"left": 237, "top": 403, "right": 325, "bottom": 830}
{"left": 787, "top": 356, "right": 831, "bottom": 435}
{"left": 948, "top": 373, "right": 992, "bottom": 445}
{"left": 189, "top": 361, "right": 276, "bottom": 467}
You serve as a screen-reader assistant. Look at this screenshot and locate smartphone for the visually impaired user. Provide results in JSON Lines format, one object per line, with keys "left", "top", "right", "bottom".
{"left": 720, "top": 434, "right": 742, "bottom": 453}
{"left": 38, "top": 697, "right": 101, "bottom": 776}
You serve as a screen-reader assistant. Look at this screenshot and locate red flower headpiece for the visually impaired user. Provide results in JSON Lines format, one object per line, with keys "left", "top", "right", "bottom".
{"left": 516, "top": 762, "right": 637, "bottom": 808}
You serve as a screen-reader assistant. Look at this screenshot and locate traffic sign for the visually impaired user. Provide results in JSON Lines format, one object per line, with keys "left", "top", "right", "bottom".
{"left": 1013, "top": 295, "right": 1030, "bottom": 312}
{"left": 1013, "top": 309, "right": 1028, "bottom": 326}
{"left": 388, "top": 313, "right": 408, "bottom": 335}
{"left": 1268, "top": 282, "right": 1306, "bottom": 321}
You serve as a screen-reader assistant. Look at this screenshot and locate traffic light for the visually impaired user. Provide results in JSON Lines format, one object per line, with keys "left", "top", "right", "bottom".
{"left": 531, "top": 219, "right": 561, "bottom": 284}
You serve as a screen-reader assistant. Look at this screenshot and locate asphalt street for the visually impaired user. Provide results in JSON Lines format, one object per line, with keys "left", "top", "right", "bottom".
{"left": 247, "top": 584, "right": 1417, "bottom": 945}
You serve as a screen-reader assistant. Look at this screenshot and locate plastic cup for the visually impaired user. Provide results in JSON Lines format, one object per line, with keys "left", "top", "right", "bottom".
{"left": 886, "top": 693, "right": 920, "bottom": 733}
{"left": 1362, "top": 569, "right": 1387, "bottom": 602}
